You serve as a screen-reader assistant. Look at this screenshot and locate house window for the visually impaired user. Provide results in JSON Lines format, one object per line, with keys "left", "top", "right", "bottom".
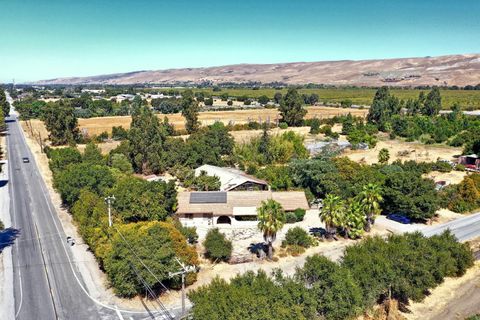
{"left": 185, "top": 214, "right": 193, "bottom": 219}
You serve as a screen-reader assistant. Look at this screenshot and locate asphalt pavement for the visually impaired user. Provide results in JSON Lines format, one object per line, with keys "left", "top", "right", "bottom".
{"left": 422, "top": 211, "right": 480, "bottom": 242}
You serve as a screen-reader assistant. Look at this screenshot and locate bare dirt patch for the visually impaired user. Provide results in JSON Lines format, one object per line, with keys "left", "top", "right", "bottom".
{"left": 345, "top": 136, "right": 462, "bottom": 165}
{"left": 77, "top": 141, "right": 121, "bottom": 154}
{"left": 424, "top": 170, "right": 467, "bottom": 185}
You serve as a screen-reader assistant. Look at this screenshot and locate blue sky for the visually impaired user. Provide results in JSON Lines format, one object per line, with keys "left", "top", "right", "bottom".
{"left": 1, "top": 0, "right": 479, "bottom": 82}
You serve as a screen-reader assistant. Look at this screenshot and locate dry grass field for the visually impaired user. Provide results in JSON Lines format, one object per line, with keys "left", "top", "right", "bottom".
{"left": 78, "top": 106, "right": 367, "bottom": 136}
{"left": 344, "top": 134, "right": 463, "bottom": 165}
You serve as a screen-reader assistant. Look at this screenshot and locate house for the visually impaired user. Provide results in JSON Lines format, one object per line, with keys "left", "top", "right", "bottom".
{"left": 194, "top": 164, "right": 269, "bottom": 191}
{"left": 458, "top": 154, "right": 480, "bottom": 171}
{"left": 177, "top": 191, "right": 309, "bottom": 228}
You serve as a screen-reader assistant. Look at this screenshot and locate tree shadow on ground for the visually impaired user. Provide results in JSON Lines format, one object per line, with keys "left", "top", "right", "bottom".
{"left": 0, "top": 179, "right": 8, "bottom": 188}
{"left": 309, "top": 227, "right": 327, "bottom": 238}
{"left": 0, "top": 228, "right": 21, "bottom": 252}
{"left": 248, "top": 242, "right": 267, "bottom": 258}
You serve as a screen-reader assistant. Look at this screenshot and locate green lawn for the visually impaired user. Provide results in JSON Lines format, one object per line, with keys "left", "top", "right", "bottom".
{"left": 169, "top": 88, "right": 480, "bottom": 110}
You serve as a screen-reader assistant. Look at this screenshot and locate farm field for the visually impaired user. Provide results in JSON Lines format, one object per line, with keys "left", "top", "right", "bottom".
{"left": 77, "top": 106, "right": 367, "bottom": 135}
{"left": 166, "top": 88, "right": 480, "bottom": 109}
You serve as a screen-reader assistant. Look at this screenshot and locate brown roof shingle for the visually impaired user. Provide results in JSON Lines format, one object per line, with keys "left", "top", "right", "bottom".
{"left": 176, "top": 191, "right": 309, "bottom": 216}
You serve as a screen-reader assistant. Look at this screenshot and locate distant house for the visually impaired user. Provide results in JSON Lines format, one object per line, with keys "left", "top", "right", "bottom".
{"left": 194, "top": 164, "right": 269, "bottom": 191}
{"left": 177, "top": 191, "right": 309, "bottom": 228}
{"left": 458, "top": 154, "right": 480, "bottom": 171}
{"left": 115, "top": 94, "right": 136, "bottom": 101}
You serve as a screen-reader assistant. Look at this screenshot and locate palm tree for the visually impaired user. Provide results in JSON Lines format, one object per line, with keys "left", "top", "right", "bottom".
{"left": 257, "top": 199, "right": 286, "bottom": 259}
{"left": 357, "top": 183, "right": 383, "bottom": 232}
{"left": 320, "top": 194, "right": 345, "bottom": 237}
{"left": 378, "top": 148, "right": 390, "bottom": 164}
{"left": 342, "top": 200, "right": 366, "bottom": 239}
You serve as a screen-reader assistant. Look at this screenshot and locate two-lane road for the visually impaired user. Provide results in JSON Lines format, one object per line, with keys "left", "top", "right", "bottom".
{"left": 422, "top": 211, "right": 480, "bottom": 242}
{"left": 7, "top": 112, "right": 119, "bottom": 319}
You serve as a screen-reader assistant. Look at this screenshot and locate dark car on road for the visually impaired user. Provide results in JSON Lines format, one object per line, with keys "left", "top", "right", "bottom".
{"left": 22, "top": 157, "right": 30, "bottom": 163}
{"left": 387, "top": 214, "right": 411, "bottom": 224}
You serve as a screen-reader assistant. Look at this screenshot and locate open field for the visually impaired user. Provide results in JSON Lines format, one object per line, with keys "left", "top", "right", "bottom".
{"left": 344, "top": 134, "right": 463, "bottom": 165}
{"left": 77, "top": 106, "right": 367, "bottom": 136}
{"left": 176, "top": 88, "right": 480, "bottom": 109}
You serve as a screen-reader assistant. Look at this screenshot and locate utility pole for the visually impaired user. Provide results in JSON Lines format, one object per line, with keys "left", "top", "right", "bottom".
{"left": 168, "top": 258, "right": 196, "bottom": 317}
{"left": 104, "top": 195, "right": 115, "bottom": 227}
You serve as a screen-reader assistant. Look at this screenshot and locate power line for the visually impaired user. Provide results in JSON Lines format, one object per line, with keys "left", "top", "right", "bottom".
{"left": 112, "top": 224, "right": 170, "bottom": 292}
{"left": 128, "top": 260, "right": 174, "bottom": 320}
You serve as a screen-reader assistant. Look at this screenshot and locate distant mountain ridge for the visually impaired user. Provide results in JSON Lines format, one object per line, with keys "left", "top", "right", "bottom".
{"left": 34, "top": 54, "right": 480, "bottom": 87}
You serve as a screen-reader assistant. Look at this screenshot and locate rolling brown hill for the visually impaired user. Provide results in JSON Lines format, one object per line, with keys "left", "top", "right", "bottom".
{"left": 35, "top": 54, "right": 480, "bottom": 87}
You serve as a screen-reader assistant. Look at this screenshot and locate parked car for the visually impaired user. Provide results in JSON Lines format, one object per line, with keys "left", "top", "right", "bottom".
{"left": 386, "top": 214, "right": 411, "bottom": 224}
{"left": 22, "top": 157, "right": 29, "bottom": 163}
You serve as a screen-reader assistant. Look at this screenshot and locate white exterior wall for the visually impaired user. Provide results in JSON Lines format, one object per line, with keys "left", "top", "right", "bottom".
{"left": 178, "top": 215, "right": 257, "bottom": 229}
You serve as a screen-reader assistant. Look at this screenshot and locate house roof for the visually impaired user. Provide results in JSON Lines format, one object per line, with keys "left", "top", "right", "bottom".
{"left": 177, "top": 191, "right": 309, "bottom": 216}
{"left": 194, "top": 164, "right": 268, "bottom": 191}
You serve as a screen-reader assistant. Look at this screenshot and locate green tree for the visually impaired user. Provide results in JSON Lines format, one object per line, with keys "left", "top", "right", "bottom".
{"left": 382, "top": 170, "right": 439, "bottom": 220}
{"left": 109, "top": 176, "right": 177, "bottom": 222}
{"left": 0, "top": 90, "right": 8, "bottom": 117}
{"left": 184, "top": 122, "right": 234, "bottom": 167}
{"left": 203, "top": 228, "right": 232, "bottom": 262}
{"left": 378, "top": 148, "right": 390, "bottom": 164}
{"left": 128, "top": 106, "right": 167, "bottom": 174}
{"left": 110, "top": 153, "right": 133, "bottom": 173}
{"left": 296, "top": 255, "right": 363, "bottom": 320}
{"left": 320, "top": 194, "right": 345, "bottom": 236}
{"left": 111, "top": 126, "right": 128, "bottom": 140}
{"left": 283, "top": 227, "right": 312, "bottom": 248}
{"left": 279, "top": 88, "right": 306, "bottom": 126}
{"left": 181, "top": 90, "right": 200, "bottom": 133}
{"left": 367, "top": 87, "right": 401, "bottom": 130}
{"left": 47, "top": 147, "right": 82, "bottom": 173}
{"left": 258, "top": 95, "right": 270, "bottom": 105}
{"left": 71, "top": 189, "right": 110, "bottom": 262}
{"left": 42, "top": 101, "right": 80, "bottom": 145}
{"left": 204, "top": 97, "right": 214, "bottom": 106}
{"left": 422, "top": 87, "right": 442, "bottom": 116}
{"left": 309, "top": 118, "right": 321, "bottom": 134}
{"left": 188, "top": 271, "right": 314, "bottom": 320}
{"left": 54, "top": 163, "right": 115, "bottom": 206}
{"left": 341, "top": 200, "right": 365, "bottom": 239}
{"left": 357, "top": 183, "right": 383, "bottom": 231}
{"left": 0, "top": 108, "right": 5, "bottom": 132}
{"left": 273, "top": 92, "right": 283, "bottom": 104}
{"left": 189, "top": 171, "right": 221, "bottom": 191}
{"left": 83, "top": 142, "right": 104, "bottom": 165}
{"left": 257, "top": 199, "right": 286, "bottom": 259}
{"left": 104, "top": 221, "right": 198, "bottom": 297}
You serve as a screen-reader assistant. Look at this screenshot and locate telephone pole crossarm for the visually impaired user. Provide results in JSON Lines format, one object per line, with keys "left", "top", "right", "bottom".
{"left": 168, "top": 258, "right": 197, "bottom": 318}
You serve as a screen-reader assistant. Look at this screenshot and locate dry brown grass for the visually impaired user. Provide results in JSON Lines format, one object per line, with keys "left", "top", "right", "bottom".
{"left": 344, "top": 135, "right": 463, "bottom": 165}
{"left": 77, "top": 141, "right": 121, "bottom": 154}
{"left": 78, "top": 106, "right": 367, "bottom": 136}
